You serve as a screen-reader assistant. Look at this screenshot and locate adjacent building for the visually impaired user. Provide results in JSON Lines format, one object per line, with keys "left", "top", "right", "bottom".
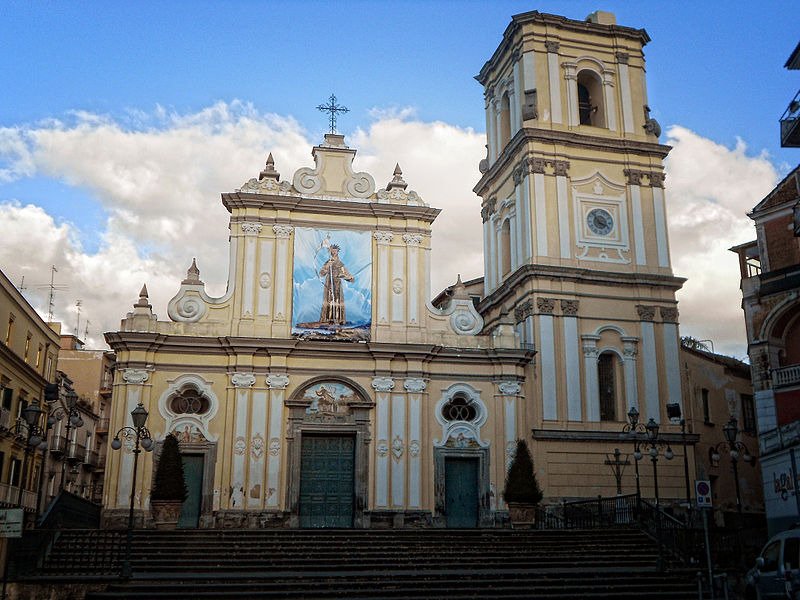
{"left": 731, "top": 41, "right": 800, "bottom": 535}
{"left": 0, "top": 269, "right": 60, "bottom": 513}
{"left": 680, "top": 342, "right": 763, "bottom": 525}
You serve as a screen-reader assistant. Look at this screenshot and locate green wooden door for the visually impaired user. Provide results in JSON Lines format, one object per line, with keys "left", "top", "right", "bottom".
{"left": 445, "top": 457, "right": 479, "bottom": 528}
{"left": 299, "top": 435, "right": 354, "bottom": 528}
{"left": 178, "top": 455, "right": 204, "bottom": 528}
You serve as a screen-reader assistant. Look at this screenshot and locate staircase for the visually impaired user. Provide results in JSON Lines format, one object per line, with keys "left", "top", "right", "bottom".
{"left": 26, "top": 528, "right": 698, "bottom": 599}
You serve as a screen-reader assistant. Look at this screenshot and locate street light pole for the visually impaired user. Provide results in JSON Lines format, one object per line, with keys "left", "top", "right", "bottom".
{"left": 110, "top": 402, "right": 153, "bottom": 579}
{"left": 666, "top": 402, "right": 692, "bottom": 523}
{"left": 623, "top": 406, "right": 647, "bottom": 506}
{"left": 638, "top": 417, "right": 674, "bottom": 572}
{"left": 17, "top": 402, "right": 46, "bottom": 511}
{"left": 712, "top": 416, "right": 754, "bottom": 567}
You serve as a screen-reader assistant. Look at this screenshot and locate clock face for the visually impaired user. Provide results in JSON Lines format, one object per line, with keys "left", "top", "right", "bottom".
{"left": 587, "top": 208, "right": 614, "bottom": 236}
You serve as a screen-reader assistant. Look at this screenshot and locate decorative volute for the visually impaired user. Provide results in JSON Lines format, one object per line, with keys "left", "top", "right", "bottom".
{"left": 292, "top": 133, "right": 376, "bottom": 199}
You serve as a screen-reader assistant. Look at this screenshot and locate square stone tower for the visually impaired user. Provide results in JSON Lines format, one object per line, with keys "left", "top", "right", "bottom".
{"left": 474, "top": 10, "right": 689, "bottom": 499}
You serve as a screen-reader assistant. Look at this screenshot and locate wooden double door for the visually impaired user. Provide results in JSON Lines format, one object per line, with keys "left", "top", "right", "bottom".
{"left": 298, "top": 435, "right": 355, "bottom": 528}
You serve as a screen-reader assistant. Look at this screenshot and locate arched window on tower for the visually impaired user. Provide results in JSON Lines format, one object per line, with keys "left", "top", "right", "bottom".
{"left": 499, "top": 92, "right": 512, "bottom": 149}
{"left": 577, "top": 70, "right": 606, "bottom": 128}
{"left": 500, "top": 219, "right": 512, "bottom": 276}
{"left": 598, "top": 352, "right": 619, "bottom": 421}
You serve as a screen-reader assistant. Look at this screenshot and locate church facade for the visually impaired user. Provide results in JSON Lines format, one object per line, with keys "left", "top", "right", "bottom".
{"left": 102, "top": 9, "right": 695, "bottom": 529}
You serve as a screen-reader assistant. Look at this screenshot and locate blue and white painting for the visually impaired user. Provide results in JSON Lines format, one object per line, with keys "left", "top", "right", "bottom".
{"left": 291, "top": 227, "right": 372, "bottom": 341}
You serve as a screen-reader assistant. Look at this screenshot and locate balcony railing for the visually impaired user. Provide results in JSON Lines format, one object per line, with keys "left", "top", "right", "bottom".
{"left": 0, "top": 482, "right": 37, "bottom": 511}
{"left": 82, "top": 450, "right": 99, "bottom": 468}
{"left": 773, "top": 364, "right": 800, "bottom": 388}
{"left": 781, "top": 90, "right": 800, "bottom": 148}
{"left": 48, "top": 435, "right": 69, "bottom": 455}
{"left": 67, "top": 443, "right": 87, "bottom": 463}
{"left": 95, "top": 418, "right": 109, "bottom": 434}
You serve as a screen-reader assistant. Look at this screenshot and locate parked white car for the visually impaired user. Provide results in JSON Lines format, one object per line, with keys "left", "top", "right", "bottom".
{"left": 746, "top": 527, "right": 800, "bottom": 599}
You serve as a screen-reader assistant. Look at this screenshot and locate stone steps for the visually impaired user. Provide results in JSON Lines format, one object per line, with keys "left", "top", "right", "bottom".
{"left": 28, "top": 528, "right": 697, "bottom": 599}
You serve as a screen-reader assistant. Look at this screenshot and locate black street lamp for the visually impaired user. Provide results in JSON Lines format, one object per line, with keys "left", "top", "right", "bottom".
{"left": 623, "top": 406, "right": 648, "bottom": 503}
{"left": 110, "top": 402, "right": 153, "bottom": 579}
{"left": 712, "top": 416, "right": 755, "bottom": 565}
{"left": 635, "top": 417, "right": 674, "bottom": 571}
{"left": 17, "top": 401, "right": 47, "bottom": 510}
{"left": 52, "top": 390, "right": 84, "bottom": 491}
{"left": 666, "top": 402, "right": 692, "bottom": 521}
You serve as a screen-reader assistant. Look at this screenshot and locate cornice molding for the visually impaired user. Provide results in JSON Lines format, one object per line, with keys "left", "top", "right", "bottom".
{"left": 474, "top": 127, "right": 671, "bottom": 197}
{"left": 476, "top": 11, "right": 650, "bottom": 86}
{"left": 222, "top": 193, "right": 441, "bottom": 224}
{"left": 478, "top": 263, "right": 686, "bottom": 315}
{"left": 105, "top": 333, "right": 535, "bottom": 366}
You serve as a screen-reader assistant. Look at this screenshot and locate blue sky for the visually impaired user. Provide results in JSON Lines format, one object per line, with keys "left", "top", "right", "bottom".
{"left": 0, "top": 1, "right": 797, "bottom": 356}
{"left": 4, "top": 1, "right": 796, "bottom": 159}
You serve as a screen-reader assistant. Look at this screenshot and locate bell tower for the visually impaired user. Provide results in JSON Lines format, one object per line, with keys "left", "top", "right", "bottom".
{"left": 474, "top": 10, "right": 685, "bottom": 441}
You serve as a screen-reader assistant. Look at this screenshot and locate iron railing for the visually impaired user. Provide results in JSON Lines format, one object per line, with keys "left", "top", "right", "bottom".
{"left": 8, "top": 529, "right": 124, "bottom": 579}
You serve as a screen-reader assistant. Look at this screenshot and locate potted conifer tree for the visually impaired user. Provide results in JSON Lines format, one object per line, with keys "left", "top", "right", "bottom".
{"left": 150, "top": 433, "right": 188, "bottom": 529}
{"left": 503, "top": 438, "right": 543, "bottom": 528}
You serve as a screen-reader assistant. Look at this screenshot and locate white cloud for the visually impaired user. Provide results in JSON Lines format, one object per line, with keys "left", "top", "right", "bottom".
{"left": 0, "top": 107, "right": 781, "bottom": 359}
{"left": 0, "top": 104, "right": 485, "bottom": 348}
{"left": 664, "top": 125, "right": 779, "bottom": 359}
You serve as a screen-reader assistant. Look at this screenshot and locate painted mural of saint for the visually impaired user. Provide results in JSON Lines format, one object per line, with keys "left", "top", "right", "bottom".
{"left": 319, "top": 244, "right": 354, "bottom": 324}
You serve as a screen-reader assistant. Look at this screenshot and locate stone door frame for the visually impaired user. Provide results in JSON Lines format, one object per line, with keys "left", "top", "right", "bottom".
{"left": 433, "top": 446, "right": 492, "bottom": 527}
{"left": 284, "top": 377, "right": 374, "bottom": 528}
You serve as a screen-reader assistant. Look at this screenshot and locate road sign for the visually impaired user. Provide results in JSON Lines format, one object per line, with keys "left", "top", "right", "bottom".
{"left": 0, "top": 509, "right": 23, "bottom": 538}
{"left": 695, "top": 480, "right": 713, "bottom": 508}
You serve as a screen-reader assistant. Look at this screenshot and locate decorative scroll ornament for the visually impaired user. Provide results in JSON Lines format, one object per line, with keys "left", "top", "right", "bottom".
{"left": 272, "top": 224, "right": 293, "bottom": 238}
{"left": 269, "top": 438, "right": 281, "bottom": 457}
{"left": 636, "top": 305, "right": 657, "bottom": 321}
{"left": 250, "top": 434, "right": 265, "bottom": 460}
{"left": 537, "top": 297, "right": 556, "bottom": 314}
{"left": 267, "top": 374, "right": 290, "bottom": 390}
{"left": 392, "top": 435, "right": 405, "bottom": 460}
{"left": 234, "top": 436, "right": 247, "bottom": 456}
{"left": 231, "top": 373, "right": 256, "bottom": 388}
{"left": 170, "top": 295, "right": 206, "bottom": 322}
{"left": 377, "top": 440, "right": 389, "bottom": 457}
{"left": 240, "top": 222, "right": 262, "bottom": 235}
{"left": 291, "top": 135, "right": 376, "bottom": 199}
{"left": 122, "top": 369, "right": 149, "bottom": 385}
{"left": 372, "top": 377, "right": 395, "bottom": 393}
{"left": 561, "top": 300, "right": 579, "bottom": 316}
{"left": 373, "top": 231, "right": 394, "bottom": 244}
{"left": 404, "top": 378, "right": 427, "bottom": 393}
{"left": 660, "top": 307, "right": 679, "bottom": 323}
{"left": 409, "top": 440, "right": 421, "bottom": 458}
{"left": 439, "top": 274, "right": 483, "bottom": 336}
{"left": 240, "top": 176, "right": 295, "bottom": 195}
{"left": 498, "top": 381, "right": 522, "bottom": 396}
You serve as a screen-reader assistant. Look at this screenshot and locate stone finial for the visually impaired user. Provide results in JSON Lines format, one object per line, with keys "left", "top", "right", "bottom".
{"left": 452, "top": 274, "right": 469, "bottom": 300}
{"left": 386, "top": 163, "right": 408, "bottom": 191}
{"left": 135, "top": 285, "right": 151, "bottom": 309}
{"left": 258, "top": 153, "right": 280, "bottom": 181}
{"left": 182, "top": 258, "right": 204, "bottom": 285}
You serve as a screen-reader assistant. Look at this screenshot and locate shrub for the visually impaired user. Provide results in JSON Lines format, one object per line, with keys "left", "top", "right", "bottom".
{"left": 151, "top": 433, "right": 188, "bottom": 502}
{"left": 503, "top": 438, "right": 543, "bottom": 504}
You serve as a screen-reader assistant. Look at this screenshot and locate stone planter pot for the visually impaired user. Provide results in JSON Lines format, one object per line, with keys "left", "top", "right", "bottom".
{"left": 151, "top": 500, "right": 183, "bottom": 530}
{"left": 506, "top": 502, "right": 537, "bottom": 529}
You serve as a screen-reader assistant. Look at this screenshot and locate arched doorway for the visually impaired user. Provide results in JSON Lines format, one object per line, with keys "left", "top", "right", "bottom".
{"left": 284, "top": 378, "right": 374, "bottom": 528}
